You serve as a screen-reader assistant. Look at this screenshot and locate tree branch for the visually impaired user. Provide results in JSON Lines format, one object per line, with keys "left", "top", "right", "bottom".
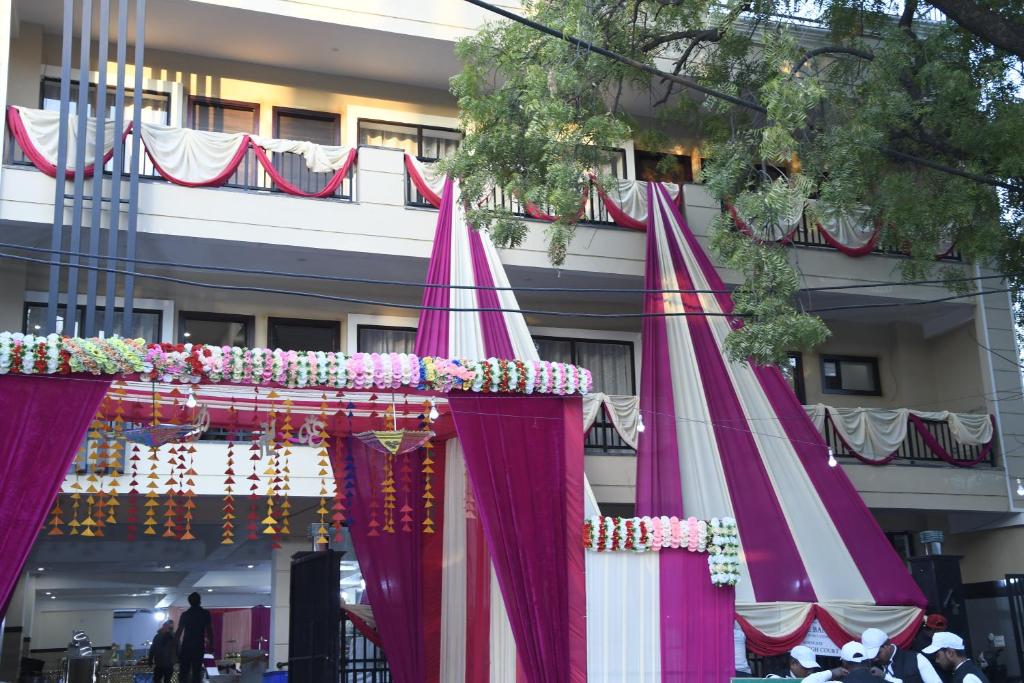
{"left": 926, "top": 0, "right": 1024, "bottom": 60}
{"left": 641, "top": 28, "right": 722, "bottom": 52}
{"left": 789, "top": 46, "right": 874, "bottom": 76}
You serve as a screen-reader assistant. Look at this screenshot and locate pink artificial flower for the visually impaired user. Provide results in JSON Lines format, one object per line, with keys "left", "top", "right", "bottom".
{"left": 669, "top": 517, "right": 682, "bottom": 548}
{"left": 687, "top": 518, "right": 700, "bottom": 552}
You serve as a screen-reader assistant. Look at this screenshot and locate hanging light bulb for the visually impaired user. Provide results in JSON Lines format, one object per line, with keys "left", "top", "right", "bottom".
{"left": 186, "top": 386, "right": 197, "bottom": 409}
{"left": 428, "top": 397, "right": 439, "bottom": 422}
{"left": 637, "top": 414, "right": 646, "bottom": 433}
{"left": 827, "top": 447, "right": 837, "bottom": 468}
{"left": 1017, "top": 478, "right": 1024, "bottom": 497}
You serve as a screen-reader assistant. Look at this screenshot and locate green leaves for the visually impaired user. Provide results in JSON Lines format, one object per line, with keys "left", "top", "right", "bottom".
{"left": 450, "top": 0, "right": 1024, "bottom": 365}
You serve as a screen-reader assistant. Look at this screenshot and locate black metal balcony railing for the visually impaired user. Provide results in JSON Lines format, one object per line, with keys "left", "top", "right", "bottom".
{"left": 3, "top": 125, "right": 354, "bottom": 201}
{"left": 822, "top": 415, "right": 997, "bottom": 466}
{"left": 404, "top": 157, "right": 617, "bottom": 226}
{"left": 771, "top": 207, "right": 962, "bottom": 261}
{"left": 585, "top": 418, "right": 636, "bottom": 455}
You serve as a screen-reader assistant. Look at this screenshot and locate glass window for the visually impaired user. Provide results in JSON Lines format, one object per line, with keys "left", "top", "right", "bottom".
{"left": 595, "top": 148, "right": 628, "bottom": 179}
{"left": 634, "top": 150, "right": 694, "bottom": 184}
{"left": 40, "top": 78, "right": 171, "bottom": 124}
{"left": 820, "top": 355, "right": 881, "bottom": 396}
{"left": 357, "top": 325, "right": 417, "bottom": 354}
{"left": 190, "top": 97, "right": 259, "bottom": 134}
{"left": 180, "top": 312, "right": 252, "bottom": 346}
{"left": 534, "top": 336, "right": 635, "bottom": 395}
{"left": 272, "top": 108, "right": 340, "bottom": 192}
{"left": 24, "top": 303, "right": 161, "bottom": 340}
{"left": 357, "top": 119, "right": 461, "bottom": 160}
{"left": 268, "top": 318, "right": 339, "bottom": 352}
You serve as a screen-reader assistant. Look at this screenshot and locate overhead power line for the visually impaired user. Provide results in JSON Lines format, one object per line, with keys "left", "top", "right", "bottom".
{"left": 462, "top": 0, "right": 1024, "bottom": 193}
{"left": 0, "top": 250, "right": 1009, "bottom": 319}
{"left": 0, "top": 241, "right": 1005, "bottom": 297}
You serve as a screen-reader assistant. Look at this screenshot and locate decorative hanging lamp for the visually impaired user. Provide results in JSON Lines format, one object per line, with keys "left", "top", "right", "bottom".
{"left": 354, "top": 396, "right": 433, "bottom": 455}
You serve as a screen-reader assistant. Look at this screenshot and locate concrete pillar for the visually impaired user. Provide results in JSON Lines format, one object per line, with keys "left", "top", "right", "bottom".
{"left": 974, "top": 270, "right": 1024, "bottom": 514}
{"left": 268, "top": 540, "right": 306, "bottom": 672}
{"left": 0, "top": 0, "right": 12, "bottom": 191}
{"left": 0, "top": 573, "right": 35, "bottom": 683}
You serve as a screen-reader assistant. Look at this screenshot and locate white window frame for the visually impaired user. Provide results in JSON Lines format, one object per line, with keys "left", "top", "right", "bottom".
{"left": 24, "top": 290, "right": 175, "bottom": 342}
{"left": 40, "top": 65, "right": 183, "bottom": 126}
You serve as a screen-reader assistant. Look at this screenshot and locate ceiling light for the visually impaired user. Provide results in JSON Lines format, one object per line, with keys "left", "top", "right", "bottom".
{"left": 183, "top": 332, "right": 191, "bottom": 338}
{"left": 163, "top": 565, "right": 171, "bottom": 570}
{"left": 45, "top": 592, "right": 51, "bottom": 596}
{"left": 33, "top": 325, "right": 41, "bottom": 330}
{"left": 247, "top": 565, "right": 255, "bottom": 569}
{"left": 49, "top": 596, "right": 56, "bottom": 600}
{"left": 206, "top": 589, "right": 213, "bottom": 593}
{"left": 37, "top": 567, "right": 44, "bottom": 572}
{"left": 153, "top": 611, "right": 167, "bottom": 622}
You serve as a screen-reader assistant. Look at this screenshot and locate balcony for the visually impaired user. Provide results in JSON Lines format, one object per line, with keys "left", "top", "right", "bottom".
{"left": 2, "top": 119, "right": 354, "bottom": 201}
{"left": 404, "top": 155, "right": 618, "bottom": 226}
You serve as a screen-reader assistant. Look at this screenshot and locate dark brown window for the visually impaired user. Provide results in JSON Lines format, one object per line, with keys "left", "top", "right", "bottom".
{"left": 271, "top": 107, "right": 341, "bottom": 192}
{"left": 268, "top": 317, "right": 339, "bottom": 353}
{"left": 357, "top": 325, "right": 418, "bottom": 354}
{"left": 820, "top": 355, "right": 881, "bottom": 396}
{"left": 634, "top": 150, "right": 694, "bottom": 184}
{"left": 179, "top": 311, "right": 254, "bottom": 347}
{"left": 189, "top": 96, "right": 260, "bottom": 134}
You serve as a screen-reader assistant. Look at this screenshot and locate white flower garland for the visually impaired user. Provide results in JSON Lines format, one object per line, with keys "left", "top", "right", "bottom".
{"left": 583, "top": 515, "right": 741, "bottom": 588}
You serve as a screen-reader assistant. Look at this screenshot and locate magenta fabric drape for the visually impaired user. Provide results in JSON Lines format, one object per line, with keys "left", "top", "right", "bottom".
{"left": 0, "top": 375, "right": 111, "bottom": 612}
{"left": 339, "top": 437, "right": 425, "bottom": 683}
{"left": 250, "top": 606, "right": 270, "bottom": 650}
{"left": 414, "top": 178, "right": 454, "bottom": 357}
{"left": 660, "top": 552, "right": 735, "bottom": 679}
{"left": 448, "top": 395, "right": 587, "bottom": 683}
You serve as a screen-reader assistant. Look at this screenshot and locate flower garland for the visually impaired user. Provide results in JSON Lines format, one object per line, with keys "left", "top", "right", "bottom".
{"left": 583, "top": 515, "right": 741, "bottom": 587}
{"left": 0, "top": 334, "right": 594, "bottom": 395}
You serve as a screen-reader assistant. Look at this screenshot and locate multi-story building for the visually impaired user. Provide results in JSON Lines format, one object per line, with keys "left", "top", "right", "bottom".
{"left": 0, "top": 0, "right": 1021, "bottom": 678}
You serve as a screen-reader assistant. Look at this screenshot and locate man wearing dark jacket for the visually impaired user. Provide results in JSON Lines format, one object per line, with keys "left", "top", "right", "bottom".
{"left": 148, "top": 620, "right": 176, "bottom": 683}
{"left": 863, "top": 627, "right": 943, "bottom": 683}
{"left": 176, "top": 592, "right": 214, "bottom": 683}
{"left": 923, "top": 632, "right": 989, "bottom": 683}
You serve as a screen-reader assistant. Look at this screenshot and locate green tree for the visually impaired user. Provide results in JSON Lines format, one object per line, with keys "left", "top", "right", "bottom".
{"left": 444, "top": 0, "right": 1024, "bottom": 365}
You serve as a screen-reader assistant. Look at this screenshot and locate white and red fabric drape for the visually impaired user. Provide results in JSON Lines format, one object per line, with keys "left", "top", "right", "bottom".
{"left": 805, "top": 404, "right": 995, "bottom": 466}
{"left": 7, "top": 106, "right": 356, "bottom": 195}
{"left": 635, "top": 182, "right": 926, "bottom": 655}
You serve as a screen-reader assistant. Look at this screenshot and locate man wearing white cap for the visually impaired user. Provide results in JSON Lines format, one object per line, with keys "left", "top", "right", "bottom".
{"left": 764, "top": 645, "right": 846, "bottom": 681}
{"left": 922, "top": 632, "right": 989, "bottom": 682}
{"left": 862, "top": 627, "right": 942, "bottom": 683}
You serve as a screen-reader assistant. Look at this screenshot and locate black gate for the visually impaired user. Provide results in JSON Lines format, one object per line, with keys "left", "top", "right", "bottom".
{"left": 1008, "top": 574, "right": 1024, "bottom": 681}
{"left": 340, "top": 611, "right": 391, "bottom": 682}
{"left": 289, "top": 550, "right": 342, "bottom": 683}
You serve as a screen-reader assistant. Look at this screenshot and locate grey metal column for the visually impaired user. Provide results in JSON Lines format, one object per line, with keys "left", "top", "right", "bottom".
{"left": 122, "top": 0, "right": 146, "bottom": 335}
{"left": 102, "top": 0, "right": 130, "bottom": 335}
{"left": 84, "top": 0, "right": 111, "bottom": 337}
{"left": 44, "top": 0, "right": 75, "bottom": 334}
{"left": 64, "top": 0, "right": 95, "bottom": 336}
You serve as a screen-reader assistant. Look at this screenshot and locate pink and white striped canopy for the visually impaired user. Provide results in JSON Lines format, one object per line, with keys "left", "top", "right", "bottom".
{"left": 411, "top": 168, "right": 537, "bottom": 681}
{"left": 635, "top": 182, "right": 925, "bottom": 639}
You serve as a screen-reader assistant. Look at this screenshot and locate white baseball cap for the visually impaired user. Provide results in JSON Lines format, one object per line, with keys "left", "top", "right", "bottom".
{"left": 861, "top": 628, "right": 890, "bottom": 659}
{"left": 841, "top": 641, "right": 868, "bottom": 663}
{"left": 922, "top": 631, "right": 966, "bottom": 654}
{"left": 789, "top": 645, "right": 819, "bottom": 669}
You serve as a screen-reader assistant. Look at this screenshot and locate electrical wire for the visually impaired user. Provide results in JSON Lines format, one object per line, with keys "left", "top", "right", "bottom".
{"left": 0, "top": 250, "right": 1013, "bottom": 319}
{"left": 0, "top": 241, "right": 1004, "bottom": 296}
